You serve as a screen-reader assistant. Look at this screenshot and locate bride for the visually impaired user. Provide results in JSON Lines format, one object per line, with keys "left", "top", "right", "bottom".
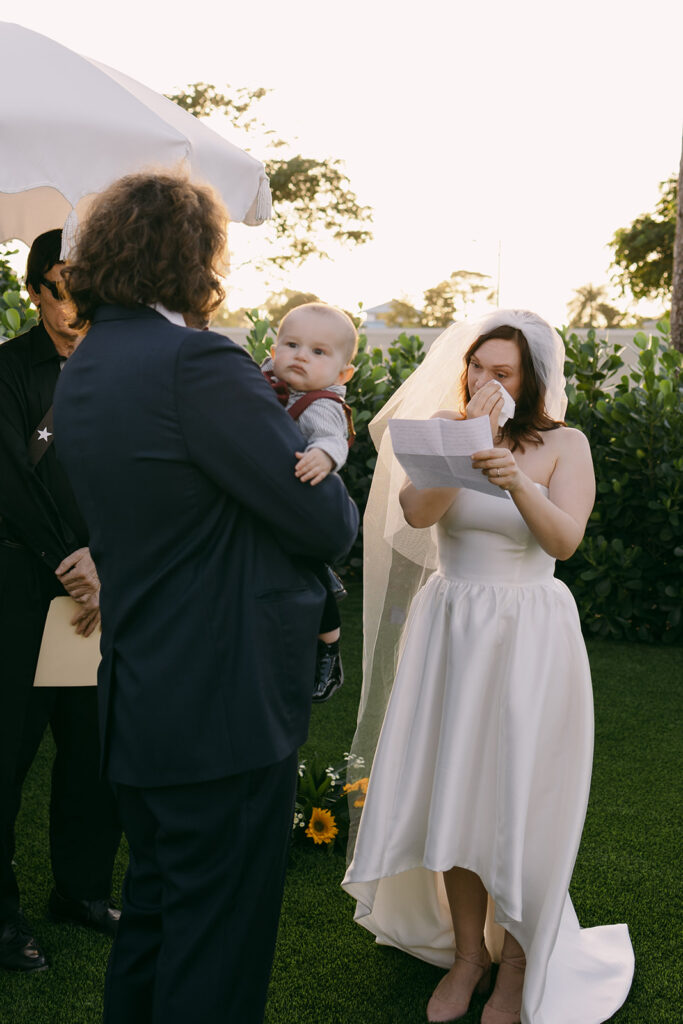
{"left": 342, "top": 310, "right": 634, "bottom": 1023}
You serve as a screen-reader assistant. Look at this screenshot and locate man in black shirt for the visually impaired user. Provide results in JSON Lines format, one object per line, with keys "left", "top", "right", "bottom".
{"left": 0, "top": 230, "right": 121, "bottom": 973}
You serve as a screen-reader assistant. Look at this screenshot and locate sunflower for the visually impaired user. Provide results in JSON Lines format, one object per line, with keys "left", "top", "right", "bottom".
{"left": 343, "top": 777, "right": 369, "bottom": 795}
{"left": 305, "top": 806, "right": 339, "bottom": 845}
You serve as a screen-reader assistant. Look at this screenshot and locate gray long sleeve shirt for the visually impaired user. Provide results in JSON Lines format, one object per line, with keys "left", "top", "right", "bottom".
{"left": 262, "top": 357, "right": 349, "bottom": 471}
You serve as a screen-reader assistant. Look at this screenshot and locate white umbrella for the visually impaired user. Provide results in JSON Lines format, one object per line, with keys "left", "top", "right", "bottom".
{"left": 0, "top": 22, "right": 271, "bottom": 252}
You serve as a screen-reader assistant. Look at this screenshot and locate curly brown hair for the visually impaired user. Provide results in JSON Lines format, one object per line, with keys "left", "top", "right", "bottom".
{"left": 460, "top": 325, "right": 564, "bottom": 451}
{"left": 63, "top": 171, "right": 228, "bottom": 328}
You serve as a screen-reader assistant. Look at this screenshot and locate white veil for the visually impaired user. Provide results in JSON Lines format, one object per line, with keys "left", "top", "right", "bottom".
{"left": 346, "top": 309, "right": 567, "bottom": 857}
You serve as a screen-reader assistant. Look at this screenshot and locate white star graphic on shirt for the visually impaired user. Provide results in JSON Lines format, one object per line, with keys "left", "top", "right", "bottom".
{"left": 37, "top": 427, "right": 52, "bottom": 442}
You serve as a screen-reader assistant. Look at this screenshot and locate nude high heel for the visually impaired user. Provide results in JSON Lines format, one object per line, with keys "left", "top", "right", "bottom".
{"left": 426, "top": 943, "right": 492, "bottom": 1022}
{"left": 480, "top": 952, "right": 526, "bottom": 1024}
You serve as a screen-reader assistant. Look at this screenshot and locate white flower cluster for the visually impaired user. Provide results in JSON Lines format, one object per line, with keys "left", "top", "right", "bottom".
{"left": 293, "top": 810, "right": 306, "bottom": 830}
{"left": 325, "top": 766, "right": 341, "bottom": 784}
{"left": 297, "top": 761, "right": 307, "bottom": 778}
{"left": 343, "top": 752, "right": 366, "bottom": 769}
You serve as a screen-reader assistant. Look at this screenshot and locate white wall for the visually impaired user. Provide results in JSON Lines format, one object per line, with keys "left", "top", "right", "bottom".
{"left": 214, "top": 325, "right": 445, "bottom": 355}
{"left": 215, "top": 322, "right": 667, "bottom": 376}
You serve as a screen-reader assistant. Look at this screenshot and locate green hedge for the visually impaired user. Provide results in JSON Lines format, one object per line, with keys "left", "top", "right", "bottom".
{"left": 243, "top": 310, "right": 682, "bottom": 644}
{"left": 6, "top": 287, "right": 677, "bottom": 644}
{"left": 0, "top": 249, "right": 38, "bottom": 340}
{"left": 559, "top": 323, "right": 682, "bottom": 643}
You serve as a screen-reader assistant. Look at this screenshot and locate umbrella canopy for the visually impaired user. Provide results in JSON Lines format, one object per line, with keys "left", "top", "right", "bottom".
{"left": 0, "top": 22, "right": 271, "bottom": 249}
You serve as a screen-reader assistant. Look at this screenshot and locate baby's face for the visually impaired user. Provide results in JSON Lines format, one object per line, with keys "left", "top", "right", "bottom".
{"left": 272, "top": 310, "right": 351, "bottom": 392}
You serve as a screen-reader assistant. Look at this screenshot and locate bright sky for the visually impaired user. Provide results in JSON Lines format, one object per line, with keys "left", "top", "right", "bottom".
{"left": 6, "top": 0, "right": 683, "bottom": 326}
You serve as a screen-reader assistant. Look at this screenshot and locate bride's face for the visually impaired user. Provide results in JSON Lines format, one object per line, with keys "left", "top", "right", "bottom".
{"left": 467, "top": 338, "right": 522, "bottom": 402}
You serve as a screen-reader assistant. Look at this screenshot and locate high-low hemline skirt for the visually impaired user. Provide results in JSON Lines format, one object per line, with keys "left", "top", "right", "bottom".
{"left": 342, "top": 572, "right": 634, "bottom": 1024}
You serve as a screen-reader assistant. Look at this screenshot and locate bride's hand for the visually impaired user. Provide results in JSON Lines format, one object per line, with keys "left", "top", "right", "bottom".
{"left": 466, "top": 380, "right": 504, "bottom": 438}
{"left": 471, "top": 447, "right": 524, "bottom": 492}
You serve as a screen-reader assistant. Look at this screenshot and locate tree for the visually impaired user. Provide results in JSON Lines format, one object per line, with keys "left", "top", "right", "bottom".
{"left": 610, "top": 176, "right": 676, "bottom": 302}
{"left": 211, "top": 306, "right": 252, "bottom": 328}
{"left": 420, "top": 270, "right": 494, "bottom": 327}
{"left": 167, "top": 83, "right": 269, "bottom": 131}
{"left": 211, "top": 290, "right": 320, "bottom": 329}
{"left": 264, "top": 290, "right": 320, "bottom": 327}
{"left": 566, "top": 283, "right": 628, "bottom": 328}
{"left": 166, "top": 83, "right": 373, "bottom": 270}
{"left": 671, "top": 136, "right": 683, "bottom": 353}
{"left": 379, "top": 272, "right": 494, "bottom": 329}
{"left": 381, "top": 298, "right": 422, "bottom": 327}
{"left": 594, "top": 303, "right": 628, "bottom": 328}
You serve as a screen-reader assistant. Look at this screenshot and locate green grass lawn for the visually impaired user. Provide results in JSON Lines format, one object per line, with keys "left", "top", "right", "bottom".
{"left": 2, "top": 582, "right": 681, "bottom": 1023}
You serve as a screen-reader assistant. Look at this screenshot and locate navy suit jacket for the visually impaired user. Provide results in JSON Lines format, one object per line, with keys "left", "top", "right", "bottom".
{"left": 54, "top": 306, "right": 359, "bottom": 787}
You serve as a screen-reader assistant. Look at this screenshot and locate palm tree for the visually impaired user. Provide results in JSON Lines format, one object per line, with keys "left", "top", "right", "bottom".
{"left": 567, "top": 284, "right": 625, "bottom": 327}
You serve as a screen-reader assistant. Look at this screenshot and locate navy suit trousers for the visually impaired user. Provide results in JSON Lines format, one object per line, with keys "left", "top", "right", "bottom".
{"left": 104, "top": 751, "right": 299, "bottom": 1024}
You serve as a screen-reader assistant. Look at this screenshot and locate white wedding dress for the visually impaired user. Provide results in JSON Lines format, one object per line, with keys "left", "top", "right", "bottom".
{"left": 343, "top": 486, "right": 634, "bottom": 1024}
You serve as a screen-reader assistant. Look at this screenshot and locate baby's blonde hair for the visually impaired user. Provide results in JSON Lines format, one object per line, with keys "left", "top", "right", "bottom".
{"left": 277, "top": 302, "right": 358, "bottom": 364}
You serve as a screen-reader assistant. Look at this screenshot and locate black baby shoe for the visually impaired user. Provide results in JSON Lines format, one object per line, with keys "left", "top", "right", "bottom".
{"left": 324, "top": 565, "right": 348, "bottom": 601}
{"left": 312, "top": 639, "right": 344, "bottom": 703}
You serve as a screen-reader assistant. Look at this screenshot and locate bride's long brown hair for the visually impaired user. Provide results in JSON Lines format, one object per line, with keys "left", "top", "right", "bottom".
{"left": 460, "top": 325, "right": 565, "bottom": 451}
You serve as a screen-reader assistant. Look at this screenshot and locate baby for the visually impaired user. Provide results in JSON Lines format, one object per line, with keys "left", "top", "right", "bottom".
{"left": 262, "top": 302, "right": 358, "bottom": 701}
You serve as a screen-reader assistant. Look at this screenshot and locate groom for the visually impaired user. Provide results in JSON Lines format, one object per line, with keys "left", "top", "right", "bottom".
{"left": 53, "top": 171, "right": 359, "bottom": 1024}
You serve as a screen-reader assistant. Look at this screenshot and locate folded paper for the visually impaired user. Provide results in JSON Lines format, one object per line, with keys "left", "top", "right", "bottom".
{"left": 388, "top": 416, "right": 511, "bottom": 499}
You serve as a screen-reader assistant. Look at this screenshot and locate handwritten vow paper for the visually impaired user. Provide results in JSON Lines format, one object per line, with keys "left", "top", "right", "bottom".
{"left": 388, "top": 417, "right": 511, "bottom": 500}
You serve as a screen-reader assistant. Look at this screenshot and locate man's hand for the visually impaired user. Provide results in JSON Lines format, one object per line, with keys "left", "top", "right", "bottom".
{"left": 69, "top": 589, "right": 101, "bottom": 638}
{"left": 55, "top": 547, "right": 100, "bottom": 602}
{"left": 294, "top": 448, "right": 335, "bottom": 486}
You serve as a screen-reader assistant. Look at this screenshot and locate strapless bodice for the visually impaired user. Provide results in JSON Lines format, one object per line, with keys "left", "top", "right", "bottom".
{"left": 436, "top": 485, "right": 555, "bottom": 585}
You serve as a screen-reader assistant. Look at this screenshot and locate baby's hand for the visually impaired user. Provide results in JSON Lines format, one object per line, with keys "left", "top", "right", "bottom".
{"left": 295, "top": 448, "right": 334, "bottom": 486}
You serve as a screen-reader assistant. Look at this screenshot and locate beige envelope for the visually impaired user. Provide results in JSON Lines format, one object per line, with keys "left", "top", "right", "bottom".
{"left": 34, "top": 596, "right": 101, "bottom": 687}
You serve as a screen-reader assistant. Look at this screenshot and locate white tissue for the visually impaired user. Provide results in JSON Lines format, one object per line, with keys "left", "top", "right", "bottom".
{"left": 496, "top": 382, "right": 516, "bottom": 427}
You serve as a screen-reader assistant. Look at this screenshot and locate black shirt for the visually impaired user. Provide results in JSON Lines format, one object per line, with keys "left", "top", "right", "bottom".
{"left": 0, "top": 321, "right": 88, "bottom": 570}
